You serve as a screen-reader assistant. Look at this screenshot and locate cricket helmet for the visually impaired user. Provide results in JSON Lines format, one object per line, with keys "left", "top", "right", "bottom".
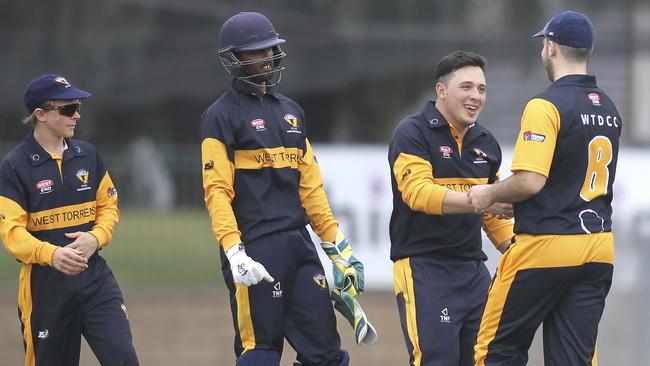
{"left": 218, "top": 12, "right": 286, "bottom": 86}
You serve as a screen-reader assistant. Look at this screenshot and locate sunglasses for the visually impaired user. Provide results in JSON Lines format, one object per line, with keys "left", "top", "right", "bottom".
{"left": 41, "top": 103, "right": 81, "bottom": 117}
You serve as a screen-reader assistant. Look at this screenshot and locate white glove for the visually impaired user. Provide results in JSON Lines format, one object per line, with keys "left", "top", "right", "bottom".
{"left": 226, "top": 244, "right": 274, "bottom": 286}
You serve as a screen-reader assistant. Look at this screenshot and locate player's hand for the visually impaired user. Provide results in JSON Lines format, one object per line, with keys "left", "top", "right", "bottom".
{"left": 320, "top": 230, "right": 365, "bottom": 296}
{"left": 483, "top": 203, "right": 514, "bottom": 219}
{"left": 226, "top": 244, "right": 274, "bottom": 286}
{"left": 52, "top": 247, "right": 88, "bottom": 276}
{"left": 467, "top": 184, "right": 496, "bottom": 212}
{"left": 65, "top": 231, "right": 100, "bottom": 259}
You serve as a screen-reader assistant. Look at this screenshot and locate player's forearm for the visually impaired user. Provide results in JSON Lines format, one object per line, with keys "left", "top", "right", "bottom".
{"left": 493, "top": 171, "right": 547, "bottom": 203}
{"left": 2, "top": 227, "right": 58, "bottom": 266}
{"left": 441, "top": 189, "right": 477, "bottom": 214}
{"left": 205, "top": 192, "right": 241, "bottom": 251}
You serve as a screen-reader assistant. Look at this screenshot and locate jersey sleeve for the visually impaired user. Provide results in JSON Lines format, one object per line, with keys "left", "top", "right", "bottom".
{"left": 390, "top": 122, "right": 449, "bottom": 215}
{"left": 89, "top": 154, "right": 119, "bottom": 248}
{"left": 511, "top": 98, "right": 560, "bottom": 177}
{"left": 298, "top": 139, "right": 338, "bottom": 243}
{"left": 482, "top": 171, "right": 514, "bottom": 247}
{"left": 201, "top": 110, "right": 242, "bottom": 252}
{"left": 0, "top": 160, "right": 58, "bottom": 265}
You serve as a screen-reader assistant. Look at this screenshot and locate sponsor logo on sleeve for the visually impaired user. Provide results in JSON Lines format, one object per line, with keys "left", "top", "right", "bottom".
{"left": 588, "top": 92, "right": 601, "bottom": 106}
{"left": 401, "top": 168, "right": 412, "bottom": 181}
{"left": 36, "top": 180, "right": 54, "bottom": 194}
{"left": 107, "top": 187, "right": 118, "bottom": 198}
{"left": 203, "top": 160, "right": 214, "bottom": 170}
{"left": 522, "top": 131, "right": 546, "bottom": 143}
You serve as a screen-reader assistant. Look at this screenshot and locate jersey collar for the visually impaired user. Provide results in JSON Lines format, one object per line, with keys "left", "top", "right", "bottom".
{"left": 232, "top": 78, "right": 280, "bottom": 99}
{"left": 22, "top": 133, "right": 87, "bottom": 166}
{"left": 421, "top": 100, "right": 487, "bottom": 142}
{"left": 420, "top": 100, "right": 450, "bottom": 129}
{"left": 553, "top": 74, "right": 597, "bottom": 88}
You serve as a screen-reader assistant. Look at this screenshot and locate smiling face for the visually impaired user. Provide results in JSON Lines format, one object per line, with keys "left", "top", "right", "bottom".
{"left": 435, "top": 66, "right": 486, "bottom": 132}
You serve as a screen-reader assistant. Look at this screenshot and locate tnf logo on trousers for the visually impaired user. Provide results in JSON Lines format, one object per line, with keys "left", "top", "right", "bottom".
{"left": 273, "top": 282, "right": 283, "bottom": 298}
{"left": 440, "top": 308, "right": 451, "bottom": 323}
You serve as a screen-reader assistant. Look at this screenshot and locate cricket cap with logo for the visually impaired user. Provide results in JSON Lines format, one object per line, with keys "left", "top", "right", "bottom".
{"left": 24, "top": 74, "right": 91, "bottom": 112}
{"left": 533, "top": 11, "right": 595, "bottom": 48}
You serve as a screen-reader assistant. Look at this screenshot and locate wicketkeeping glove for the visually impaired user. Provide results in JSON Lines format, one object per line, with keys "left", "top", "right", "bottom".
{"left": 320, "top": 230, "right": 364, "bottom": 296}
{"left": 331, "top": 285, "right": 378, "bottom": 345}
{"left": 226, "top": 243, "right": 274, "bottom": 286}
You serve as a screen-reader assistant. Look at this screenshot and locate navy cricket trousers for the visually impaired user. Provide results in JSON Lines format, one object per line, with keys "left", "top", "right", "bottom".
{"left": 18, "top": 254, "right": 138, "bottom": 366}
{"left": 221, "top": 227, "right": 347, "bottom": 366}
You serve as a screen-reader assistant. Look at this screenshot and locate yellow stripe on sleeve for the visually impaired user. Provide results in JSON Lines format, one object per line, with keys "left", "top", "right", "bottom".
{"left": 90, "top": 172, "right": 119, "bottom": 248}
{"left": 482, "top": 172, "right": 515, "bottom": 247}
{"left": 511, "top": 98, "right": 560, "bottom": 177}
{"left": 201, "top": 138, "right": 241, "bottom": 252}
{"left": 0, "top": 196, "right": 58, "bottom": 266}
{"left": 393, "top": 153, "right": 449, "bottom": 215}
{"left": 483, "top": 215, "right": 514, "bottom": 248}
{"left": 299, "top": 139, "right": 338, "bottom": 242}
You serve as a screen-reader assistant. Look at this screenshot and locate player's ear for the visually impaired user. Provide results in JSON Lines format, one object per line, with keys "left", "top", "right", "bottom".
{"left": 547, "top": 39, "right": 559, "bottom": 57}
{"left": 33, "top": 108, "right": 48, "bottom": 122}
{"left": 435, "top": 82, "right": 446, "bottom": 100}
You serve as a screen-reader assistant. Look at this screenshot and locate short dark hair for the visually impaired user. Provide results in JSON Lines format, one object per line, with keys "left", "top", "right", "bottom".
{"left": 434, "top": 50, "right": 487, "bottom": 86}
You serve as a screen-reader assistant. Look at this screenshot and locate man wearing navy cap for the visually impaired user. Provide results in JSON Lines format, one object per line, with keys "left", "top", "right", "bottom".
{"left": 0, "top": 74, "right": 139, "bottom": 365}
{"left": 469, "top": 11, "right": 622, "bottom": 365}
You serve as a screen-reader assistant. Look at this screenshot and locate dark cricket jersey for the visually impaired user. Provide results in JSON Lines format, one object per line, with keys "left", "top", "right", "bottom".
{"left": 201, "top": 79, "right": 338, "bottom": 252}
{"left": 388, "top": 101, "right": 513, "bottom": 261}
{"left": 0, "top": 133, "right": 119, "bottom": 265}
{"left": 512, "top": 75, "right": 621, "bottom": 234}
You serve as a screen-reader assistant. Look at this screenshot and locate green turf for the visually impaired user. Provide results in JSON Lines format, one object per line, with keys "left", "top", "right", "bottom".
{"left": 0, "top": 209, "right": 225, "bottom": 286}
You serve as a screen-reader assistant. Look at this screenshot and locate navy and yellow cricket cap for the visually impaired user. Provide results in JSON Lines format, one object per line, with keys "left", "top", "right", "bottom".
{"left": 533, "top": 11, "right": 595, "bottom": 48}
{"left": 24, "top": 74, "right": 91, "bottom": 112}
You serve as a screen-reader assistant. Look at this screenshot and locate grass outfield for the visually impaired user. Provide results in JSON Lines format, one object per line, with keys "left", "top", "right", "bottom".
{"left": 0, "top": 208, "right": 223, "bottom": 286}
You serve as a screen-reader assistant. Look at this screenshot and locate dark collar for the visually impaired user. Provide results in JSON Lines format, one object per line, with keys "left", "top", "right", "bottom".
{"left": 232, "top": 78, "right": 279, "bottom": 99}
{"left": 420, "top": 100, "right": 450, "bottom": 129}
{"left": 553, "top": 74, "right": 597, "bottom": 88}
{"left": 22, "top": 133, "right": 87, "bottom": 166}
{"left": 420, "top": 100, "right": 485, "bottom": 140}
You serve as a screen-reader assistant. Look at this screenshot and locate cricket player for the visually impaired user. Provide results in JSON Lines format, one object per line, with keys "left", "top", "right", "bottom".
{"left": 469, "top": 11, "right": 621, "bottom": 366}
{"left": 0, "top": 74, "right": 138, "bottom": 366}
{"left": 388, "top": 50, "right": 514, "bottom": 366}
{"left": 201, "top": 12, "right": 364, "bottom": 366}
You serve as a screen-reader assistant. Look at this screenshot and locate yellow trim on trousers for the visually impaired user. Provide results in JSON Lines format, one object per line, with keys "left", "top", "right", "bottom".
{"left": 393, "top": 258, "right": 422, "bottom": 366}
